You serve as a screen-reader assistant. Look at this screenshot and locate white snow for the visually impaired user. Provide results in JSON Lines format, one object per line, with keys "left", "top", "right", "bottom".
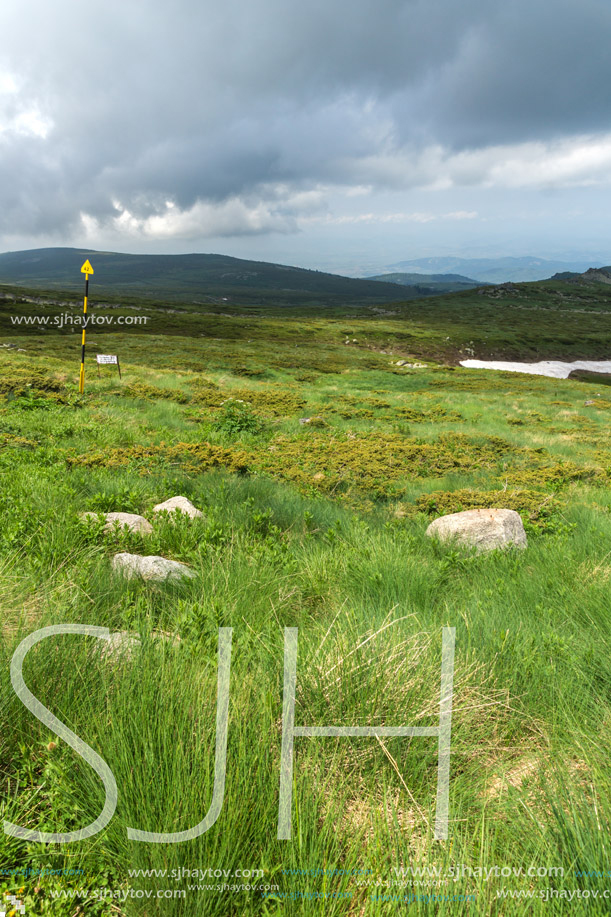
{"left": 459, "top": 359, "right": 611, "bottom": 379}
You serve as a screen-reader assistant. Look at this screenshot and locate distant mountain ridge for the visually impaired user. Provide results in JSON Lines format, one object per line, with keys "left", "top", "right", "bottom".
{"left": 1, "top": 248, "right": 605, "bottom": 304}
{"left": 388, "top": 256, "right": 606, "bottom": 284}
{"left": 366, "top": 272, "right": 485, "bottom": 293}
{"left": 552, "top": 266, "right": 611, "bottom": 285}
{"left": 0, "top": 247, "right": 413, "bottom": 307}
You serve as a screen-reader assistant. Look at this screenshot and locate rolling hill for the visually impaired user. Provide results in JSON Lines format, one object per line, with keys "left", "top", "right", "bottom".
{"left": 551, "top": 266, "right": 611, "bottom": 284}
{"left": 0, "top": 247, "right": 418, "bottom": 307}
{"left": 366, "top": 272, "right": 485, "bottom": 293}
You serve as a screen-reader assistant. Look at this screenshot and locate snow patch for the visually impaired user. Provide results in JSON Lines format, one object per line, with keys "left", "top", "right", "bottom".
{"left": 460, "top": 359, "right": 611, "bottom": 379}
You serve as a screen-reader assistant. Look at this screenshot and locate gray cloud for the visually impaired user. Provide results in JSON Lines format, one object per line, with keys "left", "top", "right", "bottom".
{"left": 0, "top": 0, "right": 611, "bottom": 243}
{"left": 407, "top": 0, "right": 611, "bottom": 147}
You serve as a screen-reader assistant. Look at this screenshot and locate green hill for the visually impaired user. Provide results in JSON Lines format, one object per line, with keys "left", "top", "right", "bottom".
{"left": 551, "top": 266, "right": 611, "bottom": 284}
{"left": 0, "top": 247, "right": 418, "bottom": 307}
{"left": 366, "top": 271, "right": 485, "bottom": 293}
{"left": 2, "top": 269, "right": 611, "bottom": 364}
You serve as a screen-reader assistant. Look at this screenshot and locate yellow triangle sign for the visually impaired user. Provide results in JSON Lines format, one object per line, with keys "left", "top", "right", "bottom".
{"left": 81, "top": 259, "right": 94, "bottom": 275}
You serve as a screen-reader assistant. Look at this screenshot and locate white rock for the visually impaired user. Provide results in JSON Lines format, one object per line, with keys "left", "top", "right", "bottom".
{"left": 100, "top": 632, "right": 141, "bottom": 660}
{"left": 112, "top": 553, "right": 196, "bottom": 581}
{"left": 425, "top": 508, "right": 527, "bottom": 553}
{"left": 152, "top": 496, "right": 203, "bottom": 519}
{"left": 99, "top": 629, "right": 180, "bottom": 661}
{"left": 80, "top": 511, "right": 153, "bottom": 535}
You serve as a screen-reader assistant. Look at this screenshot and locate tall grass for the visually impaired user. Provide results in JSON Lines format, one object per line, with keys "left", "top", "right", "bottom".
{"left": 1, "top": 313, "right": 611, "bottom": 914}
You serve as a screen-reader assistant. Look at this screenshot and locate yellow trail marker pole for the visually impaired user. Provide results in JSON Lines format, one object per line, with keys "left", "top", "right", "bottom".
{"left": 79, "top": 259, "right": 94, "bottom": 393}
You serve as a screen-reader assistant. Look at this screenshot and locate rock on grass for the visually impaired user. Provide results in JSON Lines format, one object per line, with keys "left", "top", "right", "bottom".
{"left": 99, "top": 630, "right": 180, "bottom": 661}
{"left": 425, "top": 508, "right": 527, "bottom": 553}
{"left": 81, "top": 512, "right": 153, "bottom": 534}
{"left": 152, "top": 496, "right": 203, "bottom": 519}
{"left": 112, "top": 553, "right": 196, "bottom": 582}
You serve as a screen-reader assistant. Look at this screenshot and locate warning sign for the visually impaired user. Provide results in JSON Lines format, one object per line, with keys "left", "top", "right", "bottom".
{"left": 96, "top": 354, "right": 121, "bottom": 379}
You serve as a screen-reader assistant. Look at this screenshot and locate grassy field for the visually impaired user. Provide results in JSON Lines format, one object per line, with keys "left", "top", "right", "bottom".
{"left": 0, "top": 287, "right": 610, "bottom": 915}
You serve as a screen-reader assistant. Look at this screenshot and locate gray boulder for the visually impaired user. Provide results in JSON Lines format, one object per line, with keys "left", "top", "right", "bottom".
{"left": 99, "top": 631, "right": 141, "bottom": 660}
{"left": 112, "top": 553, "right": 196, "bottom": 582}
{"left": 152, "top": 496, "right": 203, "bottom": 519}
{"left": 99, "top": 629, "right": 180, "bottom": 661}
{"left": 425, "top": 508, "right": 527, "bottom": 553}
{"left": 81, "top": 511, "right": 153, "bottom": 535}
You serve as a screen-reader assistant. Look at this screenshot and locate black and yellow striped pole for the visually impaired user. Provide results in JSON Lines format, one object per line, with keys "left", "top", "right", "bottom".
{"left": 79, "top": 259, "right": 94, "bottom": 394}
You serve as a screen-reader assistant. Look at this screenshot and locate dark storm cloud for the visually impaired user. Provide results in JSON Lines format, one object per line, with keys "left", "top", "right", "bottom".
{"left": 405, "top": 0, "right": 611, "bottom": 147}
{"left": 0, "top": 0, "right": 610, "bottom": 240}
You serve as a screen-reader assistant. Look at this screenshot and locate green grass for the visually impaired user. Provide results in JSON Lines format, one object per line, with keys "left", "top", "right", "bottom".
{"left": 1, "top": 288, "right": 611, "bottom": 915}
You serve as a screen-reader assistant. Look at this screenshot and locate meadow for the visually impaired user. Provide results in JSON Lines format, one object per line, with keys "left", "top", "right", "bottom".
{"left": 0, "top": 284, "right": 610, "bottom": 915}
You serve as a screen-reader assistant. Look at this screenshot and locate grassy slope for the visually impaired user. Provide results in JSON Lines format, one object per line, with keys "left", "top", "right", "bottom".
{"left": 367, "top": 273, "right": 485, "bottom": 294}
{"left": 0, "top": 290, "right": 610, "bottom": 915}
{"left": 2, "top": 270, "right": 611, "bottom": 362}
{"left": 0, "top": 249, "right": 413, "bottom": 306}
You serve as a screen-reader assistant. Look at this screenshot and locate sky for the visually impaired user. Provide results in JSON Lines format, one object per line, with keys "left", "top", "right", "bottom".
{"left": 1, "top": 0, "right": 611, "bottom": 275}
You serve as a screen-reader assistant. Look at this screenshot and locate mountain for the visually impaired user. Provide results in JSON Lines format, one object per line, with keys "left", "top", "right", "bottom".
{"left": 551, "top": 266, "right": 611, "bottom": 285}
{"left": 366, "top": 272, "right": 485, "bottom": 293}
{"left": 0, "top": 247, "right": 414, "bottom": 307}
{"left": 387, "top": 256, "right": 606, "bottom": 284}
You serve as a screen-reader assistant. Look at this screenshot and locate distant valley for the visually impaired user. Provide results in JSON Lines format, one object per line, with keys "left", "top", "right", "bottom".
{"left": 386, "top": 255, "right": 606, "bottom": 284}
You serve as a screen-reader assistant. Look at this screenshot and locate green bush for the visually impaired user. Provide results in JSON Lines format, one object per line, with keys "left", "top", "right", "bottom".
{"left": 212, "top": 399, "right": 266, "bottom": 435}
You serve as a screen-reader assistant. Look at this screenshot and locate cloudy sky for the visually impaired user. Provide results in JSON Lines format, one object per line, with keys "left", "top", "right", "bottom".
{"left": 1, "top": 0, "right": 611, "bottom": 274}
